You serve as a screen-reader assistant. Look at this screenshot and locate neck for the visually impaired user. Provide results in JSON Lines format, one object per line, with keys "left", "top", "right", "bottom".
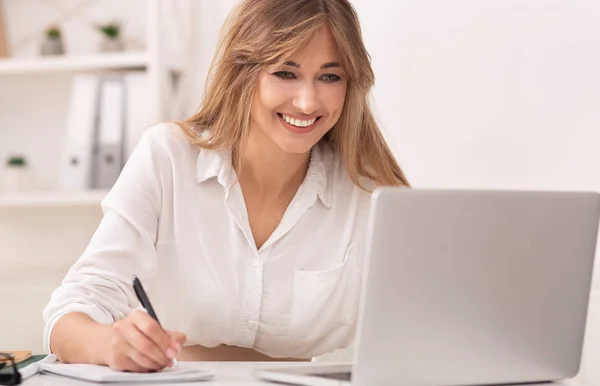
{"left": 234, "top": 129, "right": 310, "bottom": 199}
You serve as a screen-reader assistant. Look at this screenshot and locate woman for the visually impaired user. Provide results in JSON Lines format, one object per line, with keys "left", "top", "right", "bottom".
{"left": 43, "top": 0, "right": 409, "bottom": 372}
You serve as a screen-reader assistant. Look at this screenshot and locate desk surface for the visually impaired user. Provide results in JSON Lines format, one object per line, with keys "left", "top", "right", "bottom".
{"left": 19, "top": 361, "right": 593, "bottom": 386}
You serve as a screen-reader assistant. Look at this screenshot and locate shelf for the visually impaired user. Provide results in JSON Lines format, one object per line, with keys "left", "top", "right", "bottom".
{"left": 0, "top": 52, "right": 148, "bottom": 75}
{"left": 0, "top": 190, "right": 108, "bottom": 208}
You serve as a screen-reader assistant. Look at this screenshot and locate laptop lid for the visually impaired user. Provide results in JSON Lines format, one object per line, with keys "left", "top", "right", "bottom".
{"left": 353, "top": 188, "right": 600, "bottom": 386}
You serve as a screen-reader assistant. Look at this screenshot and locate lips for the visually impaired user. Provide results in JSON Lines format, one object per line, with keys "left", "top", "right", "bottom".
{"left": 277, "top": 113, "right": 322, "bottom": 134}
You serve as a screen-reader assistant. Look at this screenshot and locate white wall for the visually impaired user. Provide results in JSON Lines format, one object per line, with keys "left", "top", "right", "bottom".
{"left": 186, "top": 0, "right": 240, "bottom": 116}
{"left": 353, "top": 0, "right": 600, "bottom": 191}
{"left": 0, "top": 206, "right": 102, "bottom": 351}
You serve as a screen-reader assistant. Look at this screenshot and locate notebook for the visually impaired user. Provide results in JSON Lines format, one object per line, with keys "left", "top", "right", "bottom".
{"left": 0, "top": 351, "right": 32, "bottom": 364}
{"left": 38, "top": 362, "right": 215, "bottom": 383}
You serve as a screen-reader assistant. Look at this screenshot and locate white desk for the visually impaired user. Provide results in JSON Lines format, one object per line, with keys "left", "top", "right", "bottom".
{"left": 19, "top": 361, "right": 592, "bottom": 385}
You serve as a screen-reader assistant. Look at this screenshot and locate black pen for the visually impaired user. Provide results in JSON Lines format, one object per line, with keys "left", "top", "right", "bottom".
{"left": 132, "top": 274, "right": 178, "bottom": 368}
{"left": 132, "top": 275, "right": 161, "bottom": 326}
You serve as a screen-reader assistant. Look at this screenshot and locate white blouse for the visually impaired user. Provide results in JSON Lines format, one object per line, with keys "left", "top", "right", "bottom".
{"left": 43, "top": 123, "right": 373, "bottom": 359}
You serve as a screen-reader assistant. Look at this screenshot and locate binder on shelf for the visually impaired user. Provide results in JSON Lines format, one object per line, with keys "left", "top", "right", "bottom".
{"left": 58, "top": 71, "right": 152, "bottom": 192}
{"left": 92, "top": 76, "right": 126, "bottom": 190}
{"left": 57, "top": 74, "right": 100, "bottom": 191}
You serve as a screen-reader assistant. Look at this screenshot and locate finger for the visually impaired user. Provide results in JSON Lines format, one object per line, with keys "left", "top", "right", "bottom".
{"left": 130, "top": 310, "right": 174, "bottom": 357}
{"left": 119, "top": 355, "right": 151, "bottom": 373}
{"left": 127, "top": 346, "right": 163, "bottom": 372}
{"left": 167, "top": 331, "right": 187, "bottom": 349}
{"left": 166, "top": 331, "right": 186, "bottom": 356}
{"left": 108, "top": 341, "right": 151, "bottom": 373}
{"left": 124, "top": 324, "right": 171, "bottom": 369}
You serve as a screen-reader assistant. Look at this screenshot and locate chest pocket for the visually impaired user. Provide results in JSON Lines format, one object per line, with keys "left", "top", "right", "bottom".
{"left": 287, "top": 242, "right": 361, "bottom": 346}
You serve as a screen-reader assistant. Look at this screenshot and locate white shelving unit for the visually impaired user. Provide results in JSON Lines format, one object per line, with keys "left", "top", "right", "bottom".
{"left": 0, "top": 0, "right": 194, "bottom": 209}
{"left": 0, "top": 0, "right": 198, "bottom": 355}
{"left": 0, "top": 51, "right": 148, "bottom": 74}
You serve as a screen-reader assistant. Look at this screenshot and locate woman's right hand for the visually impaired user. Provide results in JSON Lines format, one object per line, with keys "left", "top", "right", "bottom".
{"left": 103, "top": 310, "right": 187, "bottom": 372}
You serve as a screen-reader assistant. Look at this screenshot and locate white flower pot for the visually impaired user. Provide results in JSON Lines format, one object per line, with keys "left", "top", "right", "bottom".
{"left": 40, "top": 38, "right": 64, "bottom": 56}
{"left": 1, "top": 166, "right": 31, "bottom": 193}
{"left": 100, "top": 38, "right": 124, "bottom": 52}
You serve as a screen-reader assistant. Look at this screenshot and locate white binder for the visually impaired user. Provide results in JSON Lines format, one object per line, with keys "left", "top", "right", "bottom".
{"left": 93, "top": 76, "right": 126, "bottom": 190}
{"left": 58, "top": 74, "right": 100, "bottom": 191}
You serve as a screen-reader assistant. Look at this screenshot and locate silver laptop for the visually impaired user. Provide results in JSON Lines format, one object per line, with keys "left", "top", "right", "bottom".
{"left": 254, "top": 188, "right": 600, "bottom": 386}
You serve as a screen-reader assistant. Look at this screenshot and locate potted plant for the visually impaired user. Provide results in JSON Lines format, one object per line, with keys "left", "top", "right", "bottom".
{"left": 1, "top": 155, "right": 32, "bottom": 193}
{"left": 40, "top": 25, "right": 64, "bottom": 56}
{"left": 96, "top": 20, "right": 124, "bottom": 52}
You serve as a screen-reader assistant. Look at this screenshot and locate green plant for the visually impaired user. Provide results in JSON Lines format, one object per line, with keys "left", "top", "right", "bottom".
{"left": 96, "top": 20, "right": 122, "bottom": 39}
{"left": 6, "top": 155, "right": 27, "bottom": 167}
{"left": 46, "top": 26, "right": 61, "bottom": 39}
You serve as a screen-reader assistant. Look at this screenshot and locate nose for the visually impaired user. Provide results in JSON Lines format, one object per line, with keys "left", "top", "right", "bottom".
{"left": 292, "top": 81, "right": 320, "bottom": 115}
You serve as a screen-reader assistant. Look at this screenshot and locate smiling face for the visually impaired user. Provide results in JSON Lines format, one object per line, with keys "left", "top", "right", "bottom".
{"left": 249, "top": 24, "right": 348, "bottom": 155}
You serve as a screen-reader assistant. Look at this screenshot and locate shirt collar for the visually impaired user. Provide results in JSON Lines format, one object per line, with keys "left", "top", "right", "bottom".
{"left": 196, "top": 147, "right": 235, "bottom": 188}
{"left": 196, "top": 141, "right": 333, "bottom": 209}
{"left": 304, "top": 141, "right": 333, "bottom": 208}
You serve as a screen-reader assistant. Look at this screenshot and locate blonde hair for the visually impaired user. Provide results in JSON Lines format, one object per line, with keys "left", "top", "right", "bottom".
{"left": 178, "top": 0, "right": 410, "bottom": 188}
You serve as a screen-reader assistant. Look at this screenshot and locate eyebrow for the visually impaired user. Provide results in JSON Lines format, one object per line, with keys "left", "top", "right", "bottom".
{"left": 284, "top": 61, "right": 341, "bottom": 69}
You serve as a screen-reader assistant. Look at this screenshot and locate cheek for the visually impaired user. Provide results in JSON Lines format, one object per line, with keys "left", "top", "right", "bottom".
{"left": 321, "top": 84, "right": 347, "bottom": 119}
{"left": 256, "top": 80, "right": 294, "bottom": 119}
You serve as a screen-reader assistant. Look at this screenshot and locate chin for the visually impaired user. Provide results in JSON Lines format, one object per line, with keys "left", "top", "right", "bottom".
{"left": 274, "top": 136, "right": 318, "bottom": 155}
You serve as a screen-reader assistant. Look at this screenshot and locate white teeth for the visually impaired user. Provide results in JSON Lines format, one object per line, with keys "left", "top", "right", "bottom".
{"left": 281, "top": 114, "right": 317, "bottom": 128}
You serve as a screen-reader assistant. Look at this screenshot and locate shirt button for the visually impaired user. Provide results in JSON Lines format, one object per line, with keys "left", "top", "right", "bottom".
{"left": 251, "top": 258, "right": 261, "bottom": 268}
{"left": 246, "top": 320, "right": 257, "bottom": 329}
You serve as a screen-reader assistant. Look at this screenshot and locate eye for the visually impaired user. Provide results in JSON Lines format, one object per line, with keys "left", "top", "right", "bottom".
{"left": 273, "top": 71, "right": 296, "bottom": 79}
{"left": 320, "top": 73, "right": 341, "bottom": 82}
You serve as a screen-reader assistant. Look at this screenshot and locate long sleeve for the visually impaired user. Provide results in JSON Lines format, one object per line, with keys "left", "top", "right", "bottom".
{"left": 42, "top": 127, "right": 167, "bottom": 354}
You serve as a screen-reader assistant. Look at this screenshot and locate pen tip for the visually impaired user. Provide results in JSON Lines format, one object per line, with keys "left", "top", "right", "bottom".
{"left": 132, "top": 274, "right": 138, "bottom": 282}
